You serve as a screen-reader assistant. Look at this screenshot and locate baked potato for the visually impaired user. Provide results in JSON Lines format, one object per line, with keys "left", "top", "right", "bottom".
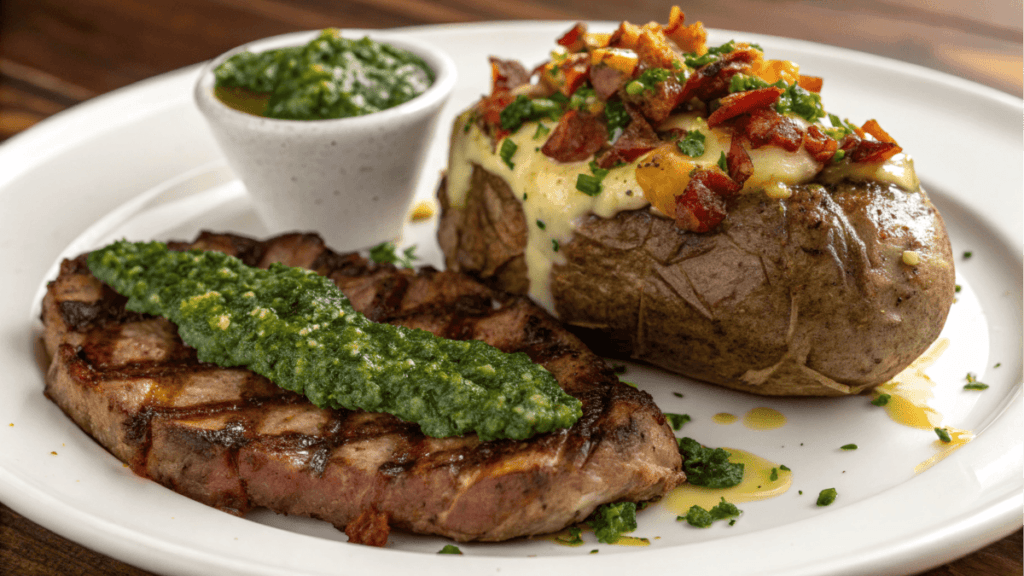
{"left": 437, "top": 10, "right": 956, "bottom": 396}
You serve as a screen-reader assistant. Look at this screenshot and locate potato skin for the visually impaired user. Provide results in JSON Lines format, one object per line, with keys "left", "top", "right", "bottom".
{"left": 439, "top": 164, "right": 956, "bottom": 396}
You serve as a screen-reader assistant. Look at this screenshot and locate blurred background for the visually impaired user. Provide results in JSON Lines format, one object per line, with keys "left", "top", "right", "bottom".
{"left": 0, "top": 0, "right": 1020, "bottom": 141}
{"left": 0, "top": 0, "right": 1020, "bottom": 574}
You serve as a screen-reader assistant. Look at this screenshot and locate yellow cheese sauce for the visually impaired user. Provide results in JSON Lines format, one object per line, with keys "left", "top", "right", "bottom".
{"left": 447, "top": 110, "right": 920, "bottom": 314}
{"left": 742, "top": 407, "right": 787, "bottom": 430}
{"left": 665, "top": 448, "right": 792, "bottom": 513}
{"left": 875, "top": 338, "right": 949, "bottom": 430}
{"left": 712, "top": 412, "right": 738, "bottom": 425}
{"left": 871, "top": 338, "right": 974, "bottom": 472}
{"left": 915, "top": 427, "right": 975, "bottom": 474}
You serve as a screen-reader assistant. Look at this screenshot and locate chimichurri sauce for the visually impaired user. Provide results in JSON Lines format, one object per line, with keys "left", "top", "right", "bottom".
{"left": 87, "top": 240, "right": 582, "bottom": 441}
{"left": 213, "top": 29, "right": 434, "bottom": 120}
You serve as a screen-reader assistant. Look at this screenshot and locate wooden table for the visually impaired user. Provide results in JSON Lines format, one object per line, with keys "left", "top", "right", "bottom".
{"left": 1, "top": 1, "right": 1020, "bottom": 574}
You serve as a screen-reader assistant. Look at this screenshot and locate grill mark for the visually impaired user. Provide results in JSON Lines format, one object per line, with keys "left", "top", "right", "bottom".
{"left": 43, "top": 231, "right": 684, "bottom": 541}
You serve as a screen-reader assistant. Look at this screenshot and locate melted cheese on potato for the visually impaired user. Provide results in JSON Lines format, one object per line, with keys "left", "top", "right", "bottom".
{"left": 446, "top": 110, "right": 919, "bottom": 313}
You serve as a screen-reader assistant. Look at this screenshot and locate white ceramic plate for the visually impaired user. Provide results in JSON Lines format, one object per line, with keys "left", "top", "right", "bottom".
{"left": 0, "top": 22, "right": 1020, "bottom": 576}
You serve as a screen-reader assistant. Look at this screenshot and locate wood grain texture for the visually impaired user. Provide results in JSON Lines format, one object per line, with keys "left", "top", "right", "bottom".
{"left": 1, "top": 0, "right": 1020, "bottom": 574}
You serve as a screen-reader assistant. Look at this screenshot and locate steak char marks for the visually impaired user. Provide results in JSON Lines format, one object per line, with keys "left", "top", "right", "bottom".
{"left": 41, "top": 232, "right": 684, "bottom": 545}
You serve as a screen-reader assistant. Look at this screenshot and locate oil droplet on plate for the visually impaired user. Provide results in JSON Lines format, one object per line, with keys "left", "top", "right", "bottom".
{"left": 875, "top": 338, "right": 949, "bottom": 430}
{"left": 743, "top": 407, "right": 786, "bottom": 430}
{"left": 713, "top": 413, "right": 737, "bottom": 425}
{"left": 915, "top": 427, "right": 974, "bottom": 474}
{"left": 612, "top": 536, "right": 650, "bottom": 547}
{"left": 665, "top": 448, "right": 792, "bottom": 514}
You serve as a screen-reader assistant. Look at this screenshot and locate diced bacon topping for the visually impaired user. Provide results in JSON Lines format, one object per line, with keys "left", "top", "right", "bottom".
{"left": 739, "top": 107, "right": 804, "bottom": 152}
{"left": 727, "top": 135, "right": 754, "bottom": 185}
{"left": 542, "top": 52, "right": 591, "bottom": 97}
{"left": 803, "top": 124, "right": 838, "bottom": 163}
{"left": 797, "top": 75, "right": 823, "bottom": 93}
{"left": 489, "top": 57, "right": 530, "bottom": 94}
{"left": 557, "top": 23, "right": 588, "bottom": 53}
{"left": 680, "top": 48, "right": 760, "bottom": 103}
{"left": 707, "top": 86, "right": 785, "bottom": 127}
{"left": 841, "top": 135, "right": 903, "bottom": 163}
{"left": 675, "top": 169, "right": 739, "bottom": 232}
{"left": 541, "top": 110, "right": 609, "bottom": 162}
{"left": 596, "top": 106, "right": 660, "bottom": 168}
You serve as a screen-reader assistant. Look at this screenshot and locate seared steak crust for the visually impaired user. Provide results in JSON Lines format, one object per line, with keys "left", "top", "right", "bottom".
{"left": 41, "top": 231, "right": 684, "bottom": 543}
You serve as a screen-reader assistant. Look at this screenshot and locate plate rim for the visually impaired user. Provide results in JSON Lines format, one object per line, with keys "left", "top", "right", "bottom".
{"left": 0, "top": 20, "right": 1021, "bottom": 576}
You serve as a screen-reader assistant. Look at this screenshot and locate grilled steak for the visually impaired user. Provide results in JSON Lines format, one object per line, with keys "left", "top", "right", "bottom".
{"left": 40, "top": 231, "right": 684, "bottom": 544}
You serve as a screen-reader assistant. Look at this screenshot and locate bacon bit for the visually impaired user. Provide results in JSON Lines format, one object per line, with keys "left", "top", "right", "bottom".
{"left": 476, "top": 91, "right": 515, "bottom": 138}
{"left": 608, "top": 21, "right": 643, "bottom": 50}
{"left": 803, "top": 124, "right": 838, "bottom": 163}
{"left": 675, "top": 169, "right": 738, "bottom": 232}
{"left": 557, "top": 23, "right": 588, "bottom": 53}
{"left": 841, "top": 134, "right": 902, "bottom": 163}
{"left": 707, "top": 86, "right": 784, "bottom": 127}
{"left": 636, "top": 28, "right": 683, "bottom": 71}
{"left": 680, "top": 48, "right": 760, "bottom": 103}
{"left": 345, "top": 507, "right": 391, "bottom": 547}
{"left": 541, "top": 53, "right": 591, "bottom": 97}
{"left": 596, "top": 106, "right": 660, "bottom": 168}
{"left": 541, "top": 110, "right": 609, "bottom": 162}
{"left": 627, "top": 73, "right": 686, "bottom": 123}
{"left": 590, "top": 64, "right": 631, "bottom": 100}
{"left": 727, "top": 135, "right": 754, "bottom": 185}
{"left": 667, "top": 21, "right": 708, "bottom": 55}
{"left": 489, "top": 57, "right": 530, "bottom": 94}
{"left": 798, "top": 75, "right": 823, "bottom": 93}
{"left": 739, "top": 107, "right": 804, "bottom": 151}
{"left": 861, "top": 119, "right": 897, "bottom": 143}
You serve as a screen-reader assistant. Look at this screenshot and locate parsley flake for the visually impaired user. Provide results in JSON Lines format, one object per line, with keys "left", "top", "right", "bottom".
{"left": 665, "top": 413, "right": 691, "bottom": 431}
{"left": 439, "top": 544, "right": 463, "bottom": 554}
{"left": 369, "top": 242, "right": 418, "bottom": 268}
{"left": 816, "top": 488, "right": 837, "bottom": 506}
{"left": 678, "top": 437, "right": 744, "bottom": 488}
{"left": 840, "top": 444, "right": 858, "bottom": 451}
{"left": 871, "top": 393, "right": 891, "bottom": 407}
{"left": 935, "top": 427, "right": 952, "bottom": 443}
{"left": 676, "top": 130, "right": 706, "bottom": 157}
{"left": 587, "top": 501, "right": 637, "bottom": 544}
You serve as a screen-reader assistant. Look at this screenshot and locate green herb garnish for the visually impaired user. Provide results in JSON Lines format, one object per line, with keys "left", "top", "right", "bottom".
{"left": 676, "top": 130, "right": 706, "bottom": 157}
{"left": 816, "top": 488, "right": 837, "bottom": 506}
{"left": 680, "top": 498, "right": 742, "bottom": 528}
{"left": 439, "top": 544, "right": 463, "bottom": 554}
{"left": 665, "top": 413, "right": 691, "bottom": 431}
{"left": 369, "top": 242, "right": 418, "bottom": 268}
{"left": 717, "top": 151, "right": 728, "bottom": 171}
{"left": 935, "top": 428, "right": 952, "bottom": 443}
{"left": 555, "top": 526, "right": 584, "bottom": 545}
{"left": 871, "top": 393, "right": 891, "bottom": 406}
{"left": 678, "top": 437, "right": 744, "bottom": 488}
{"left": 536, "top": 219, "right": 546, "bottom": 230}
{"left": 533, "top": 122, "right": 551, "bottom": 139}
{"left": 499, "top": 95, "right": 561, "bottom": 132}
{"left": 588, "top": 501, "right": 638, "bottom": 544}
{"left": 964, "top": 372, "right": 989, "bottom": 390}
{"left": 780, "top": 464, "right": 791, "bottom": 471}
{"left": 963, "top": 251, "right": 973, "bottom": 259}
{"left": 840, "top": 444, "right": 858, "bottom": 451}
{"left": 87, "top": 240, "right": 581, "bottom": 442}
{"left": 499, "top": 138, "right": 518, "bottom": 169}
{"left": 552, "top": 239, "right": 560, "bottom": 252}
{"left": 576, "top": 173, "right": 603, "bottom": 196}
{"left": 604, "top": 99, "right": 630, "bottom": 133}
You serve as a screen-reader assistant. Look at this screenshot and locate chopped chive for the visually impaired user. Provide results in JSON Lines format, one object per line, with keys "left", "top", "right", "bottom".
{"left": 717, "top": 151, "right": 728, "bottom": 171}
{"left": 871, "top": 393, "right": 891, "bottom": 406}
{"left": 499, "top": 138, "right": 517, "bottom": 170}
{"left": 954, "top": 284, "right": 961, "bottom": 293}
{"left": 536, "top": 219, "right": 546, "bottom": 230}
{"left": 672, "top": 392, "right": 684, "bottom": 398}
{"left": 963, "top": 251, "right": 973, "bottom": 259}
{"left": 840, "top": 444, "right": 857, "bottom": 451}
{"left": 576, "top": 173, "right": 603, "bottom": 196}
{"left": 533, "top": 123, "right": 551, "bottom": 139}
{"left": 552, "top": 239, "right": 560, "bottom": 252}
{"left": 779, "top": 464, "right": 790, "bottom": 471}
{"left": 769, "top": 468, "right": 779, "bottom": 481}
{"left": 935, "top": 428, "right": 952, "bottom": 443}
